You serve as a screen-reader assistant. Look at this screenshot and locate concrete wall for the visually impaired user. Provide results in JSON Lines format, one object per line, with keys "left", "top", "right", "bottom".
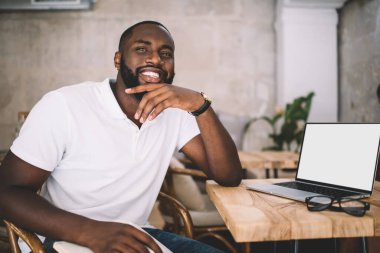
{"left": 339, "top": 0, "right": 380, "bottom": 122}
{"left": 0, "top": 0, "right": 276, "bottom": 150}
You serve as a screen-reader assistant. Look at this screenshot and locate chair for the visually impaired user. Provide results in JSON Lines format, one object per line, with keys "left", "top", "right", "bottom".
{"left": 3, "top": 192, "right": 193, "bottom": 253}
{"left": 159, "top": 157, "right": 238, "bottom": 253}
{"left": 3, "top": 220, "right": 45, "bottom": 253}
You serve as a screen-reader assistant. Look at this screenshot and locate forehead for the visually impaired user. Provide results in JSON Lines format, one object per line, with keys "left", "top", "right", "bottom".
{"left": 126, "top": 24, "right": 174, "bottom": 49}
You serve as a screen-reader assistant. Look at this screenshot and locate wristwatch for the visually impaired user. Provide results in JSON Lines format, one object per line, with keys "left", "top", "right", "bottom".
{"left": 190, "top": 92, "right": 212, "bottom": 116}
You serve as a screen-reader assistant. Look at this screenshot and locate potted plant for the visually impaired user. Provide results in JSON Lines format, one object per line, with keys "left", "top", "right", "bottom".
{"left": 244, "top": 92, "right": 315, "bottom": 152}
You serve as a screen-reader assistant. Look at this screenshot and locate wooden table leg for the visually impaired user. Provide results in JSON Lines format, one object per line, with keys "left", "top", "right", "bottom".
{"left": 265, "top": 169, "right": 270, "bottom": 178}
{"left": 242, "top": 242, "right": 251, "bottom": 253}
{"left": 274, "top": 168, "right": 279, "bottom": 178}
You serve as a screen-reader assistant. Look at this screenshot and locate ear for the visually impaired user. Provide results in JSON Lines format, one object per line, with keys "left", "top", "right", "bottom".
{"left": 114, "top": 51, "right": 121, "bottom": 70}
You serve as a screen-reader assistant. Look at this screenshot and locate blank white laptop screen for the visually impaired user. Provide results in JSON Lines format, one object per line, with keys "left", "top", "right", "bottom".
{"left": 297, "top": 124, "right": 380, "bottom": 191}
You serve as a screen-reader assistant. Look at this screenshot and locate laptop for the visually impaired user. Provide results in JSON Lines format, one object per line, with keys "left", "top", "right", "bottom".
{"left": 246, "top": 123, "right": 380, "bottom": 202}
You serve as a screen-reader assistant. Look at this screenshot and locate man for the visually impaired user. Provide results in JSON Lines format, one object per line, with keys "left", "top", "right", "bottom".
{"left": 0, "top": 21, "right": 242, "bottom": 253}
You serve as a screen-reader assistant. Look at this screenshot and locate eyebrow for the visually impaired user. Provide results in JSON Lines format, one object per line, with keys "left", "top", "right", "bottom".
{"left": 134, "top": 39, "right": 151, "bottom": 45}
{"left": 134, "top": 39, "right": 174, "bottom": 51}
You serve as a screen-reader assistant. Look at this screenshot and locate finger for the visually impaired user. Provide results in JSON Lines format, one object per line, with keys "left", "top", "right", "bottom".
{"left": 122, "top": 225, "right": 162, "bottom": 253}
{"left": 112, "top": 242, "right": 143, "bottom": 253}
{"left": 148, "top": 99, "right": 172, "bottom": 121}
{"left": 131, "top": 232, "right": 162, "bottom": 253}
{"left": 125, "top": 84, "right": 164, "bottom": 94}
{"left": 111, "top": 235, "right": 149, "bottom": 253}
{"left": 139, "top": 93, "right": 171, "bottom": 123}
{"left": 123, "top": 240, "right": 150, "bottom": 253}
{"left": 134, "top": 87, "right": 169, "bottom": 121}
{"left": 109, "top": 249, "right": 122, "bottom": 253}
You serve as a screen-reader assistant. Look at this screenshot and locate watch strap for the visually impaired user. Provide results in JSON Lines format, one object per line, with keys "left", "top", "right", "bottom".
{"left": 190, "top": 92, "right": 212, "bottom": 116}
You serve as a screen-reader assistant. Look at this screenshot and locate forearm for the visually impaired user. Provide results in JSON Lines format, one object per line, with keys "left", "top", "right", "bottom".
{"left": 194, "top": 107, "right": 242, "bottom": 186}
{"left": 0, "top": 186, "right": 94, "bottom": 247}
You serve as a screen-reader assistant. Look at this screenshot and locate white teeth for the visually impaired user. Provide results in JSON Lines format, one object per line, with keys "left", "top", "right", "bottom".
{"left": 142, "top": 71, "right": 159, "bottom": 78}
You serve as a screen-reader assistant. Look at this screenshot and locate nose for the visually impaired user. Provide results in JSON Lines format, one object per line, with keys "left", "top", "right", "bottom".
{"left": 145, "top": 51, "right": 162, "bottom": 66}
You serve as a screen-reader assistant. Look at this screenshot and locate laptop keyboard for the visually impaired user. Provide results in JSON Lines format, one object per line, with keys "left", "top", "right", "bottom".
{"left": 275, "top": 181, "right": 359, "bottom": 198}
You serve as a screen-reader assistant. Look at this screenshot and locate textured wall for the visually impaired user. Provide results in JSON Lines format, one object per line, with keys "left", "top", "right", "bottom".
{"left": 339, "top": 0, "right": 380, "bottom": 122}
{"left": 0, "top": 0, "right": 276, "bottom": 150}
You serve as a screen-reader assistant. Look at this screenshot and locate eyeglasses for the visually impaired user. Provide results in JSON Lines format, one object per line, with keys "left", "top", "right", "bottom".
{"left": 305, "top": 195, "right": 370, "bottom": 217}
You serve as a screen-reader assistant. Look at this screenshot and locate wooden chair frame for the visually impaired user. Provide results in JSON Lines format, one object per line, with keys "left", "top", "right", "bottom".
{"left": 4, "top": 220, "right": 45, "bottom": 253}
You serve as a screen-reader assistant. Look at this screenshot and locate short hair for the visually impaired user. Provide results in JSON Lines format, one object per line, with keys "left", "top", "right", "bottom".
{"left": 118, "top": 21, "right": 171, "bottom": 51}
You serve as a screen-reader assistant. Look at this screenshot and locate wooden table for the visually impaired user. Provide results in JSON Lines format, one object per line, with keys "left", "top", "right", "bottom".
{"left": 206, "top": 179, "right": 380, "bottom": 251}
{"left": 238, "top": 151, "right": 299, "bottom": 178}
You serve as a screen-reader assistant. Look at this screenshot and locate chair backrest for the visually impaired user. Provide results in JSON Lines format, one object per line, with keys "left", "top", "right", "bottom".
{"left": 166, "top": 157, "right": 207, "bottom": 211}
{"left": 157, "top": 192, "right": 194, "bottom": 238}
{"left": 15, "top": 111, "right": 29, "bottom": 138}
{"left": 3, "top": 220, "right": 45, "bottom": 253}
{"left": 162, "top": 159, "right": 239, "bottom": 253}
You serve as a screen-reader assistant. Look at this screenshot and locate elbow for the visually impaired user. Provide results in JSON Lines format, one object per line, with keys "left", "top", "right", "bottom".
{"left": 214, "top": 169, "right": 243, "bottom": 187}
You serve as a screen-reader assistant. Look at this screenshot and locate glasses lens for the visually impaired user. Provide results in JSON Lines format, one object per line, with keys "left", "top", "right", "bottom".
{"left": 340, "top": 198, "right": 367, "bottom": 217}
{"left": 307, "top": 196, "right": 332, "bottom": 211}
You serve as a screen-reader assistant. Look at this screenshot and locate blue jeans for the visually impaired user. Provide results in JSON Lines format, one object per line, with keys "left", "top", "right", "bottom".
{"left": 41, "top": 228, "right": 225, "bottom": 253}
{"left": 143, "top": 228, "right": 224, "bottom": 253}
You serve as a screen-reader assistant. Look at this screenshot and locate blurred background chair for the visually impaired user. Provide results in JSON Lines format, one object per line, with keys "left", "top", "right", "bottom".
{"left": 216, "top": 111, "right": 251, "bottom": 150}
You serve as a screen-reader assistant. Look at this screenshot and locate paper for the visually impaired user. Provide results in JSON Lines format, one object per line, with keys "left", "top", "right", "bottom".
{"left": 53, "top": 242, "right": 93, "bottom": 253}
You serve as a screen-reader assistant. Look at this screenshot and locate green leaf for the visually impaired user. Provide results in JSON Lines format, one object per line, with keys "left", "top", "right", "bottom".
{"left": 258, "top": 91, "right": 315, "bottom": 152}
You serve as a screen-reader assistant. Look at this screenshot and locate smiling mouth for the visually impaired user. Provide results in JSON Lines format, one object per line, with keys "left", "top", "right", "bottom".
{"left": 142, "top": 71, "right": 159, "bottom": 78}
{"left": 139, "top": 70, "right": 163, "bottom": 83}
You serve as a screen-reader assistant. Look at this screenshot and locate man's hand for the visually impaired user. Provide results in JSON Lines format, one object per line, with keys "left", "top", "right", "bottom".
{"left": 125, "top": 84, "right": 204, "bottom": 123}
{"left": 84, "top": 221, "right": 162, "bottom": 253}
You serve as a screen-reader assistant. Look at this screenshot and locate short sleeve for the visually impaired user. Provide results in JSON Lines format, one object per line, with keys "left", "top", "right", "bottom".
{"left": 10, "top": 91, "right": 71, "bottom": 171}
{"left": 176, "top": 112, "right": 200, "bottom": 151}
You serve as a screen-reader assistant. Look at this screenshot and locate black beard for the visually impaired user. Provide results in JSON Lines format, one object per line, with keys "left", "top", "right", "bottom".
{"left": 120, "top": 59, "right": 145, "bottom": 101}
{"left": 120, "top": 57, "right": 175, "bottom": 101}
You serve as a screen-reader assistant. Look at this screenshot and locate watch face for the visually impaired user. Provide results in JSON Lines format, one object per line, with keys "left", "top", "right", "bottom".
{"left": 202, "top": 92, "right": 212, "bottom": 102}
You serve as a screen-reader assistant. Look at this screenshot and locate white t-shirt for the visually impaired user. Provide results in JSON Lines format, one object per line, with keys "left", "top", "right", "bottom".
{"left": 11, "top": 78, "right": 200, "bottom": 226}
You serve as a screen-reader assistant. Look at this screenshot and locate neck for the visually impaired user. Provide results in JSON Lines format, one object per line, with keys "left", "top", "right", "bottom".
{"left": 111, "top": 74, "right": 142, "bottom": 127}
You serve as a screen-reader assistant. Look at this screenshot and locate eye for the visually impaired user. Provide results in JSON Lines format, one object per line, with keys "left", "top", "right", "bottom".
{"left": 160, "top": 51, "right": 173, "bottom": 59}
{"left": 135, "top": 47, "right": 147, "bottom": 53}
